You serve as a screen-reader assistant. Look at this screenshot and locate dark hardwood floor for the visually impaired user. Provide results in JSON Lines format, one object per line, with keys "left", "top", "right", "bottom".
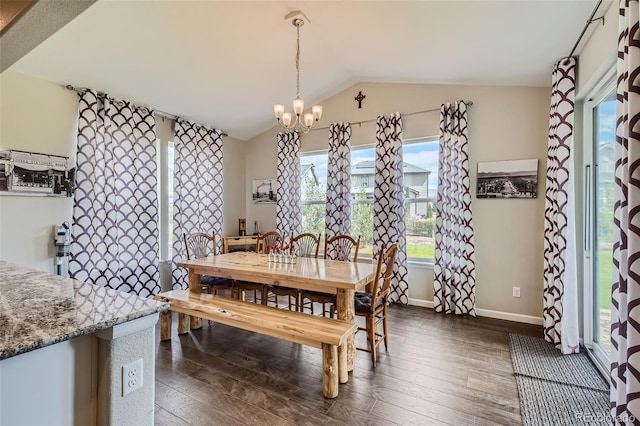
{"left": 154, "top": 304, "right": 541, "bottom": 425}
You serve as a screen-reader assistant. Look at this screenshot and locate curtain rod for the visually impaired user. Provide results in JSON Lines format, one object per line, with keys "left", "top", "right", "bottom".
{"left": 562, "top": 0, "right": 604, "bottom": 65}
{"left": 64, "top": 85, "right": 228, "bottom": 137}
{"left": 311, "top": 101, "right": 474, "bottom": 132}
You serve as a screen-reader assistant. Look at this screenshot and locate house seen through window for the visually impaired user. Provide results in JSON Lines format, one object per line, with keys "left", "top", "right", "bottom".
{"left": 300, "top": 137, "right": 439, "bottom": 261}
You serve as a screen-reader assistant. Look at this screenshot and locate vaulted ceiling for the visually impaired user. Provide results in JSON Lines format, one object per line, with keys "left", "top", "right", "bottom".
{"left": 8, "top": 1, "right": 603, "bottom": 140}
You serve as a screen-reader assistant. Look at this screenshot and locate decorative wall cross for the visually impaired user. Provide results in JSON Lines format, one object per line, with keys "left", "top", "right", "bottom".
{"left": 354, "top": 91, "right": 366, "bottom": 109}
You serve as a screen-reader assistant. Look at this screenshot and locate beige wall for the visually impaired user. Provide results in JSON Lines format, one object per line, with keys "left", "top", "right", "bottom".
{"left": 0, "top": 70, "right": 77, "bottom": 273}
{"left": 0, "top": 70, "right": 245, "bottom": 278}
{"left": 245, "top": 82, "right": 550, "bottom": 320}
{"left": 576, "top": 0, "right": 617, "bottom": 96}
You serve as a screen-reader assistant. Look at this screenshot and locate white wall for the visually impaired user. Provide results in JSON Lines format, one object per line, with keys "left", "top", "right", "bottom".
{"left": 0, "top": 70, "right": 246, "bottom": 277}
{"left": 244, "top": 82, "right": 550, "bottom": 320}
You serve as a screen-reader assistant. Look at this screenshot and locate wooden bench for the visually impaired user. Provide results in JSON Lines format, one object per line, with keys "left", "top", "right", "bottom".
{"left": 154, "top": 290, "right": 356, "bottom": 398}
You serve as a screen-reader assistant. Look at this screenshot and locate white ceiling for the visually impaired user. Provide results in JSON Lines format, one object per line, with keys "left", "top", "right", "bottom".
{"left": 9, "top": 0, "right": 603, "bottom": 141}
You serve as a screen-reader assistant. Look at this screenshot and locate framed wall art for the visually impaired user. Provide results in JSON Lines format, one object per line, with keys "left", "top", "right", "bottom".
{"left": 0, "top": 150, "right": 75, "bottom": 197}
{"left": 252, "top": 178, "right": 277, "bottom": 204}
{"left": 476, "top": 159, "right": 538, "bottom": 199}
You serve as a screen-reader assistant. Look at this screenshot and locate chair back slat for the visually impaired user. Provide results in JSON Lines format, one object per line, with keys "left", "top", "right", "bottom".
{"left": 369, "top": 243, "right": 399, "bottom": 312}
{"left": 324, "top": 235, "right": 360, "bottom": 262}
{"left": 256, "top": 231, "right": 282, "bottom": 253}
{"left": 289, "top": 233, "right": 320, "bottom": 258}
{"left": 184, "top": 232, "right": 217, "bottom": 260}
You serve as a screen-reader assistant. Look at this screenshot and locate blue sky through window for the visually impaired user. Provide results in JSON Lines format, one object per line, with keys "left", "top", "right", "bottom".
{"left": 300, "top": 139, "right": 439, "bottom": 196}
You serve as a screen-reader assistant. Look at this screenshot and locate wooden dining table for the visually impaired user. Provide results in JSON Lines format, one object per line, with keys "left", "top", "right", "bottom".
{"left": 177, "top": 251, "right": 376, "bottom": 371}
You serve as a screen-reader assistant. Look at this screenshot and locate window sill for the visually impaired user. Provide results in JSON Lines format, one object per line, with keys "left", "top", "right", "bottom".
{"left": 357, "top": 255, "right": 434, "bottom": 269}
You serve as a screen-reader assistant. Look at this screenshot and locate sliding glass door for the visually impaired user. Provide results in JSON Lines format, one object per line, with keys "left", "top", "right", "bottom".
{"left": 584, "top": 74, "right": 615, "bottom": 369}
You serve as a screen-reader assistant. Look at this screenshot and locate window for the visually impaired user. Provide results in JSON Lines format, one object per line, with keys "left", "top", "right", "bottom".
{"left": 583, "top": 68, "right": 615, "bottom": 372}
{"left": 300, "top": 137, "right": 439, "bottom": 261}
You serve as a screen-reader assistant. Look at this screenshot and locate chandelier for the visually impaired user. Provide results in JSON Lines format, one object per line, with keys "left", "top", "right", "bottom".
{"left": 273, "top": 17, "right": 323, "bottom": 133}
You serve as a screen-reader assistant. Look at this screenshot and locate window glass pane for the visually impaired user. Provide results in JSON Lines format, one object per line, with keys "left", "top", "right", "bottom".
{"left": 351, "top": 147, "right": 376, "bottom": 255}
{"left": 300, "top": 138, "right": 439, "bottom": 261}
{"left": 594, "top": 92, "right": 615, "bottom": 355}
{"left": 403, "top": 140, "right": 438, "bottom": 260}
{"left": 300, "top": 153, "right": 327, "bottom": 236}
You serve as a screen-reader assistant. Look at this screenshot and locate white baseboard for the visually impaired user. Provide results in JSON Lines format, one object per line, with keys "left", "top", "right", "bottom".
{"left": 407, "top": 298, "right": 543, "bottom": 325}
{"left": 408, "top": 298, "right": 433, "bottom": 308}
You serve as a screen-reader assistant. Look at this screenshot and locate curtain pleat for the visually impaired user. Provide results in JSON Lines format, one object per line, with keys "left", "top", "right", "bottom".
{"left": 171, "top": 120, "right": 225, "bottom": 290}
{"left": 542, "top": 58, "right": 579, "bottom": 354}
{"left": 325, "top": 123, "right": 352, "bottom": 239}
{"left": 276, "top": 132, "right": 302, "bottom": 237}
{"left": 611, "top": 0, "right": 640, "bottom": 419}
{"left": 373, "top": 113, "right": 409, "bottom": 304}
{"left": 70, "top": 89, "right": 160, "bottom": 297}
{"left": 433, "top": 101, "right": 476, "bottom": 315}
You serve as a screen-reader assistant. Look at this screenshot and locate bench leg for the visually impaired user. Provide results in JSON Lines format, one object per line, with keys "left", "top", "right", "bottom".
{"left": 178, "top": 313, "right": 190, "bottom": 334}
{"left": 190, "top": 316, "right": 202, "bottom": 330}
{"left": 338, "top": 343, "right": 348, "bottom": 384}
{"left": 160, "top": 310, "right": 172, "bottom": 341}
{"left": 322, "top": 343, "right": 339, "bottom": 398}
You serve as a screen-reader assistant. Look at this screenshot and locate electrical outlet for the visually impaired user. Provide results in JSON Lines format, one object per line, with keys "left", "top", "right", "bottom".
{"left": 513, "top": 287, "right": 521, "bottom": 298}
{"left": 122, "top": 358, "right": 143, "bottom": 396}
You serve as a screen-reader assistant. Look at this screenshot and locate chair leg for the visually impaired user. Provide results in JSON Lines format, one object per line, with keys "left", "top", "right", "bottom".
{"left": 382, "top": 305, "right": 389, "bottom": 351}
{"left": 367, "top": 315, "right": 376, "bottom": 367}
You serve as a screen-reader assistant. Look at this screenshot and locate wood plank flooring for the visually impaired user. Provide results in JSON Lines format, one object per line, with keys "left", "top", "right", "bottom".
{"left": 154, "top": 304, "right": 541, "bottom": 425}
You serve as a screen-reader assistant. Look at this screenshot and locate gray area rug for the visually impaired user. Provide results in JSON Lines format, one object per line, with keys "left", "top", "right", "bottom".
{"left": 516, "top": 376, "right": 610, "bottom": 426}
{"left": 508, "top": 334, "right": 610, "bottom": 426}
{"left": 509, "top": 333, "right": 608, "bottom": 391}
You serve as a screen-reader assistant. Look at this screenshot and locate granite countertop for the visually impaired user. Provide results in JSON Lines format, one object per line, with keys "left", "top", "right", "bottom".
{"left": 0, "top": 261, "right": 168, "bottom": 360}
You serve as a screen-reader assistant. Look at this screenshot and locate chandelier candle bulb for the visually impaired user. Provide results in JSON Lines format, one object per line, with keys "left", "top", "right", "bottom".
{"left": 282, "top": 112, "right": 292, "bottom": 127}
{"left": 312, "top": 105, "right": 323, "bottom": 120}
{"left": 274, "top": 104, "right": 285, "bottom": 119}
{"left": 304, "top": 113, "right": 314, "bottom": 127}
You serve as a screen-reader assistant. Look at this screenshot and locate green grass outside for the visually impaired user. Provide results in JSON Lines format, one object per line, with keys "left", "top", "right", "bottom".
{"left": 359, "top": 245, "right": 436, "bottom": 259}
{"left": 599, "top": 250, "right": 613, "bottom": 310}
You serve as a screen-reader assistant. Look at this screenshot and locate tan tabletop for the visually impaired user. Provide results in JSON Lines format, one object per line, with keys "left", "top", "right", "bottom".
{"left": 177, "top": 251, "right": 376, "bottom": 371}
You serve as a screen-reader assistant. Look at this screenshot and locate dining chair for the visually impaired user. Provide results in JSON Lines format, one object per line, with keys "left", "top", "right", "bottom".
{"left": 289, "top": 232, "right": 320, "bottom": 258}
{"left": 354, "top": 242, "right": 398, "bottom": 367}
{"left": 183, "top": 232, "right": 234, "bottom": 296}
{"left": 299, "top": 234, "right": 361, "bottom": 317}
{"left": 256, "top": 231, "right": 283, "bottom": 254}
{"left": 257, "top": 231, "right": 300, "bottom": 310}
{"left": 232, "top": 232, "right": 284, "bottom": 305}
{"left": 324, "top": 234, "right": 361, "bottom": 262}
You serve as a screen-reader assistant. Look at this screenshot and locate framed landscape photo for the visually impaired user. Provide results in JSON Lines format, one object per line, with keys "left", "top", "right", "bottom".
{"left": 252, "top": 178, "right": 277, "bottom": 203}
{"left": 476, "top": 159, "right": 538, "bottom": 199}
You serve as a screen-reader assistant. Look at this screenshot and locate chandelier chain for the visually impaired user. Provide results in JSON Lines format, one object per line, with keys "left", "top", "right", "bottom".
{"left": 295, "top": 22, "right": 300, "bottom": 99}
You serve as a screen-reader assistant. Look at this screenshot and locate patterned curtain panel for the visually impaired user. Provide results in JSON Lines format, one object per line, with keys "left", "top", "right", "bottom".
{"left": 542, "top": 58, "right": 579, "bottom": 354}
{"left": 373, "top": 113, "right": 409, "bottom": 304}
{"left": 171, "top": 120, "right": 224, "bottom": 290}
{"left": 433, "top": 102, "right": 476, "bottom": 315}
{"left": 611, "top": 0, "right": 640, "bottom": 419}
{"left": 276, "top": 132, "right": 302, "bottom": 237}
{"left": 70, "top": 89, "right": 159, "bottom": 297}
{"left": 325, "top": 123, "right": 352, "bottom": 239}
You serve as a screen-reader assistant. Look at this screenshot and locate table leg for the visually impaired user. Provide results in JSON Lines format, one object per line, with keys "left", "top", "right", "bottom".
{"left": 336, "top": 288, "right": 355, "bottom": 372}
{"left": 160, "top": 310, "right": 171, "bottom": 341}
{"left": 188, "top": 270, "right": 202, "bottom": 330}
